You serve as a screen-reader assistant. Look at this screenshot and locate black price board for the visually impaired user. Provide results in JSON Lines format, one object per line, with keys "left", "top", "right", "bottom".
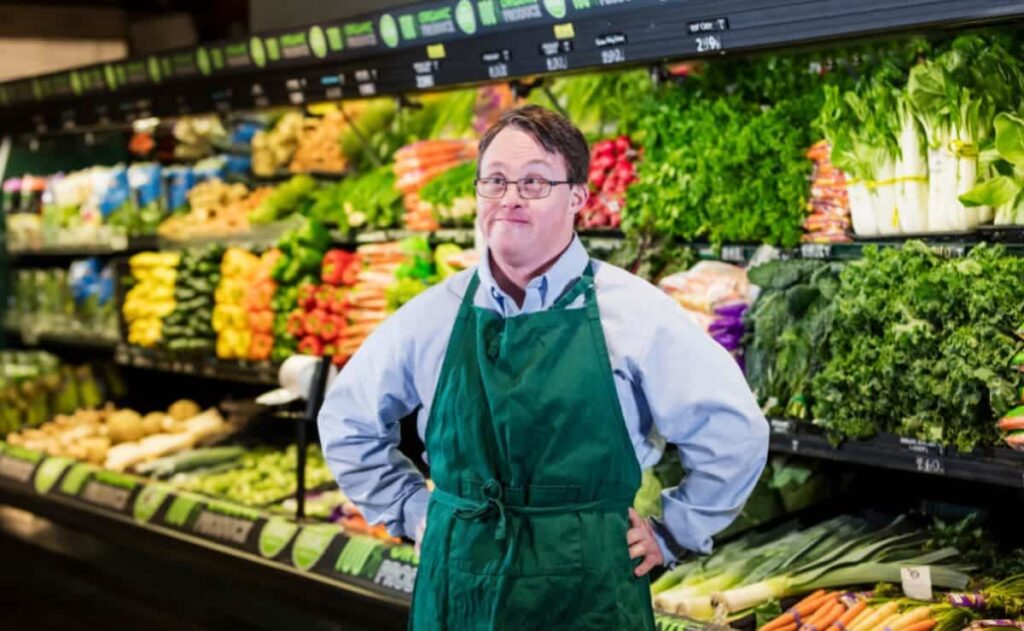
{"left": 898, "top": 437, "right": 948, "bottom": 476}
{"left": 320, "top": 533, "right": 419, "bottom": 596}
{"left": 0, "top": 443, "right": 45, "bottom": 488}
{"left": 49, "top": 461, "right": 142, "bottom": 516}
{"left": 32, "top": 456, "right": 75, "bottom": 495}
{"left": 154, "top": 491, "right": 269, "bottom": 554}
{"left": 77, "top": 469, "right": 142, "bottom": 515}
{"left": 5, "top": 0, "right": 1024, "bottom": 131}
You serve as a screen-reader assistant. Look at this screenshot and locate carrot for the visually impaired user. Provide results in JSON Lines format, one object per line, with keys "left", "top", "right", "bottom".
{"left": 998, "top": 416, "right": 1024, "bottom": 431}
{"left": 851, "top": 602, "right": 898, "bottom": 631}
{"left": 761, "top": 591, "right": 830, "bottom": 631}
{"left": 810, "top": 602, "right": 846, "bottom": 631}
{"left": 900, "top": 622, "right": 936, "bottom": 631}
{"left": 888, "top": 607, "right": 931, "bottom": 631}
{"left": 394, "top": 151, "right": 468, "bottom": 170}
{"left": 828, "top": 600, "right": 867, "bottom": 631}
{"left": 842, "top": 605, "right": 875, "bottom": 631}
{"left": 800, "top": 598, "right": 840, "bottom": 631}
{"left": 869, "top": 612, "right": 902, "bottom": 631}
{"left": 398, "top": 165, "right": 462, "bottom": 193}
{"left": 394, "top": 139, "right": 473, "bottom": 159}
{"left": 341, "top": 323, "right": 380, "bottom": 338}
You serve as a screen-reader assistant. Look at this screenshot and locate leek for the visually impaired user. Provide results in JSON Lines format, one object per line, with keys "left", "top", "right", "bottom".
{"left": 708, "top": 519, "right": 971, "bottom": 614}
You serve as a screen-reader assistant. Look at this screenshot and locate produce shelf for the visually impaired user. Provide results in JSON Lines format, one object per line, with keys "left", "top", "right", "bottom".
{"left": 7, "top": 235, "right": 157, "bottom": 261}
{"left": 0, "top": 443, "right": 412, "bottom": 630}
{"left": 3, "top": 326, "right": 118, "bottom": 352}
{"left": 0, "top": 439, "right": 719, "bottom": 631}
{"left": 768, "top": 420, "right": 1024, "bottom": 490}
{"left": 113, "top": 344, "right": 280, "bottom": 386}
{"left": 5, "top": 0, "right": 1024, "bottom": 134}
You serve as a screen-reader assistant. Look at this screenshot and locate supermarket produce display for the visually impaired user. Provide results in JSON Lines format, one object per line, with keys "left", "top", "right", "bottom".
{"left": 3, "top": 1, "right": 1024, "bottom": 629}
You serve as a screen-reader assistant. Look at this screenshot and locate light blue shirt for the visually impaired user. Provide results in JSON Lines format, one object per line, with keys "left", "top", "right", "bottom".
{"left": 318, "top": 235, "right": 769, "bottom": 562}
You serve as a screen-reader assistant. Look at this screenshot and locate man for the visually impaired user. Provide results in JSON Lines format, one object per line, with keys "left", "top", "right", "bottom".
{"left": 318, "top": 105, "right": 768, "bottom": 629}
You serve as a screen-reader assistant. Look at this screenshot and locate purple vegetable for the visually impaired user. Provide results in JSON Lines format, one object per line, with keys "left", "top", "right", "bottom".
{"left": 709, "top": 318, "right": 743, "bottom": 334}
{"left": 714, "top": 302, "right": 749, "bottom": 317}
{"left": 712, "top": 332, "right": 742, "bottom": 349}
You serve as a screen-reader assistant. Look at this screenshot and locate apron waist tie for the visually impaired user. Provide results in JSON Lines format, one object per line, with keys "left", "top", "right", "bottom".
{"left": 433, "top": 481, "right": 635, "bottom": 540}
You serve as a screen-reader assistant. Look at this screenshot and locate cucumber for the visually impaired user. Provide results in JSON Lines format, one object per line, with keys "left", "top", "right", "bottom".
{"left": 136, "top": 446, "right": 246, "bottom": 479}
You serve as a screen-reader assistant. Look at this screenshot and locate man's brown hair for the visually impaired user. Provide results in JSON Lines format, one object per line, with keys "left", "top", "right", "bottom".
{"left": 477, "top": 104, "right": 589, "bottom": 184}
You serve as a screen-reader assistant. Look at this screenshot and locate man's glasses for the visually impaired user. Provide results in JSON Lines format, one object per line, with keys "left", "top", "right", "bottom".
{"left": 475, "top": 176, "right": 578, "bottom": 200}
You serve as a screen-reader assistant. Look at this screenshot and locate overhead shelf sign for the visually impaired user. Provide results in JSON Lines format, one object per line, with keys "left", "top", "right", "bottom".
{"left": 4, "top": 0, "right": 1024, "bottom": 132}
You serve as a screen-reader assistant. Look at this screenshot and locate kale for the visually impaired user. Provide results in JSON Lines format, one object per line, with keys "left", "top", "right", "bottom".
{"left": 811, "top": 242, "right": 1024, "bottom": 450}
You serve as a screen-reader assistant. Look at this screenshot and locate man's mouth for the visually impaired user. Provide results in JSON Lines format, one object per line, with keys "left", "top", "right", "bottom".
{"left": 493, "top": 215, "right": 530, "bottom": 224}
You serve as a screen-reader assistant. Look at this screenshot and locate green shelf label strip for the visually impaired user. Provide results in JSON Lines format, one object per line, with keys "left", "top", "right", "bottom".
{"left": 0, "top": 441, "right": 417, "bottom": 601}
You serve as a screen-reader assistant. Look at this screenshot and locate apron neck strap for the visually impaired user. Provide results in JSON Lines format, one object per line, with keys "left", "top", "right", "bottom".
{"left": 461, "top": 260, "right": 596, "bottom": 317}
{"left": 551, "top": 261, "right": 595, "bottom": 313}
{"left": 458, "top": 271, "right": 482, "bottom": 320}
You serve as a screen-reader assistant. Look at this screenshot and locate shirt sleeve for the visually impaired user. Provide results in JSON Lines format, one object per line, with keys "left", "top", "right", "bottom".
{"left": 317, "top": 313, "right": 431, "bottom": 540}
{"left": 633, "top": 296, "right": 769, "bottom": 562}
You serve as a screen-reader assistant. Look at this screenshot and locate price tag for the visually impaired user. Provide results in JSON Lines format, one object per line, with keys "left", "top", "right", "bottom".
{"left": 933, "top": 245, "right": 966, "bottom": 258}
{"left": 482, "top": 49, "right": 511, "bottom": 79}
{"left": 688, "top": 17, "right": 730, "bottom": 34}
{"left": 721, "top": 245, "right": 744, "bottom": 262}
{"left": 695, "top": 34, "right": 723, "bottom": 53}
{"left": 900, "top": 566, "right": 933, "bottom": 600}
{"left": 914, "top": 455, "right": 945, "bottom": 476}
{"left": 800, "top": 243, "right": 833, "bottom": 259}
{"left": 413, "top": 59, "right": 441, "bottom": 89}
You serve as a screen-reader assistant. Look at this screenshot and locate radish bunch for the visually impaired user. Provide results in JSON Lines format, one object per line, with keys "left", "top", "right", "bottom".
{"left": 577, "top": 135, "right": 639, "bottom": 229}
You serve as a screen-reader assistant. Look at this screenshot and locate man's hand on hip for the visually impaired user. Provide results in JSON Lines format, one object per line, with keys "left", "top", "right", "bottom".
{"left": 627, "top": 507, "right": 664, "bottom": 577}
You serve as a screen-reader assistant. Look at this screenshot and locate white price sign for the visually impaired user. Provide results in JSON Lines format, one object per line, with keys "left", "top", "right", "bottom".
{"left": 900, "top": 566, "right": 933, "bottom": 600}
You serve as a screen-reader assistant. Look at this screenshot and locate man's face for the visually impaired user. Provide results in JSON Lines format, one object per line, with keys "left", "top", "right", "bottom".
{"left": 477, "top": 127, "right": 587, "bottom": 266}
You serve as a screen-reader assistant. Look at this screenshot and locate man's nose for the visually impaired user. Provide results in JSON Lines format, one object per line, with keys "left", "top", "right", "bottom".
{"left": 501, "top": 182, "right": 524, "bottom": 206}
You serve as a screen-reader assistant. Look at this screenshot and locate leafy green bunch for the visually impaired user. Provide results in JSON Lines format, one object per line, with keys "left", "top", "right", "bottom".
{"left": 622, "top": 57, "right": 827, "bottom": 247}
{"left": 744, "top": 259, "right": 843, "bottom": 419}
{"left": 811, "top": 242, "right": 1024, "bottom": 450}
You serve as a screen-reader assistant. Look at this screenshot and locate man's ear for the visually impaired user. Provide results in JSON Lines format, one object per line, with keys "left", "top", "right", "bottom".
{"left": 569, "top": 183, "right": 589, "bottom": 215}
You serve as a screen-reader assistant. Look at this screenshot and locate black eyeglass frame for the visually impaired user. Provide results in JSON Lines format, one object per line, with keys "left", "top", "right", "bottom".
{"left": 474, "top": 176, "right": 583, "bottom": 199}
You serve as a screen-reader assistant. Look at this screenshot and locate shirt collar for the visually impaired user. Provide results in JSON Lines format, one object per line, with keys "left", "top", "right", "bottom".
{"left": 477, "top": 233, "right": 589, "bottom": 315}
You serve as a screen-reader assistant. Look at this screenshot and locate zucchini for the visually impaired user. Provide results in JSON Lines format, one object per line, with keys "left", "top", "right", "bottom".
{"left": 136, "top": 446, "right": 245, "bottom": 479}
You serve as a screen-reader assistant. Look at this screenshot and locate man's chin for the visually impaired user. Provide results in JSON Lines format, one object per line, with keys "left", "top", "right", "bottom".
{"left": 488, "top": 234, "right": 533, "bottom": 264}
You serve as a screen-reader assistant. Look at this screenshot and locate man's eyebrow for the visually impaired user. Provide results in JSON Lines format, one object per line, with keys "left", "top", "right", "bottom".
{"left": 481, "top": 159, "right": 556, "bottom": 170}
{"left": 523, "top": 159, "right": 556, "bottom": 169}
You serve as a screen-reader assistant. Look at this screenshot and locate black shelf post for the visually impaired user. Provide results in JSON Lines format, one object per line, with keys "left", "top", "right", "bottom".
{"left": 297, "top": 355, "right": 332, "bottom": 521}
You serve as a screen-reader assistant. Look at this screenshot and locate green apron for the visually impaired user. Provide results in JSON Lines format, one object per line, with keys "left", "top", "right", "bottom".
{"left": 410, "top": 262, "right": 656, "bottom": 630}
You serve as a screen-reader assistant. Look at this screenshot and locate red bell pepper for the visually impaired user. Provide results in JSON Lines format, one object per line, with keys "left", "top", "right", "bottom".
{"left": 340, "top": 256, "right": 361, "bottom": 286}
{"left": 304, "top": 309, "right": 328, "bottom": 338}
{"left": 298, "top": 335, "right": 324, "bottom": 356}
{"left": 286, "top": 309, "right": 307, "bottom": 338}
{"left": 319, "top": 315, "right": 346, "bottom": 342}
{"left": 315, "top": 285, "right": 335, "bottom": 312}
{"left": 297, "top": 283, "right": 318, "bottom": 311}
{"left": 321, "top": 249, "right": 355, "bottom": 286}
{"left": 329, "top": 287, "right": 349, "bottom": 315}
